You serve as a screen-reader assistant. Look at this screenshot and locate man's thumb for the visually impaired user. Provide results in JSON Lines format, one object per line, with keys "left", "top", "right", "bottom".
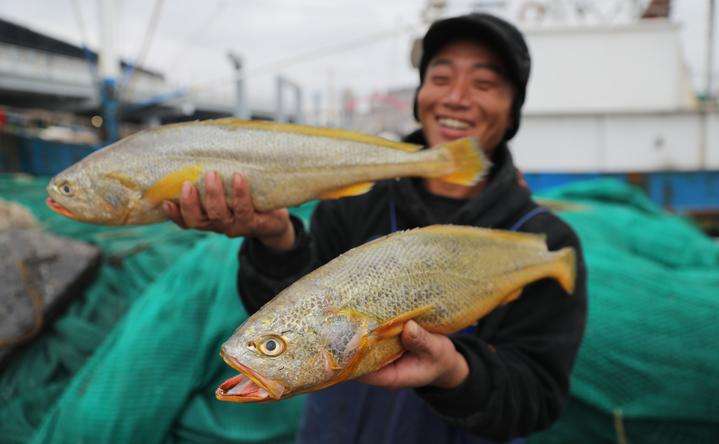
{"left": 402, "top": 320, "right": 432, "bottom": 355}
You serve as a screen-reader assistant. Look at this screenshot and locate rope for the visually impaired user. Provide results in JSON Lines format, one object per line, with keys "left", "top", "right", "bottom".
{"left": 613, "top": 408, "right": 629, "bottom": 444}
{"left": 69, "top": 0, "right": 99, "bottom": 83}
{"left": 148, "top": 22, "right": 418, "bottom": 107}
{"left": 165, "top": 0, "right": 229, "bottom": 73}
{"left": 123, "top": 0, "right": 166, "bottom": 92}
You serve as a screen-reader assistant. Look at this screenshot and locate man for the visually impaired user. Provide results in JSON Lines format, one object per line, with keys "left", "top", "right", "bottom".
{"left": 165, "top": 13, "right": 587, "bottom": 443}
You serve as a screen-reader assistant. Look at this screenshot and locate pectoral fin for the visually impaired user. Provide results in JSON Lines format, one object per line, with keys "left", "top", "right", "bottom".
{"left": 371, "top": 305, "right": 434, "bottom": 339}
{"left": 317, "top": 182, "right": 374, "bottom": 200}
{"left": 144, "top": 164, "right": 204, "bottom": 204}
{"left": 345, "top": 336, "right": 404, "bottom": 380}
{"left": 310, "top": 305, "right": 433, "bottom": 390}
{"left": 328, "top": 335, "right": 404, "bottom": 385}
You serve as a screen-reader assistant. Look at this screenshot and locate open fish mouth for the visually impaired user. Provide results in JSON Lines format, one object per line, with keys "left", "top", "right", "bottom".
{"left": 46, "top": 198, "right": 77, "bottom": 219}
{"left": 216, "top": 351, "right": 286, "bottom": 403}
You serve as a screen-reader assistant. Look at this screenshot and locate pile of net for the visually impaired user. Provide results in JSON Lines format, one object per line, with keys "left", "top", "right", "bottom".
{"left": 0, "top": 174, "right": 308, "bottom": 443}
{"left": 1, "top": 174, "right": 716, "bottom": 443}
{"left": 531, "top": 179, "right": 719, "bottom": 444}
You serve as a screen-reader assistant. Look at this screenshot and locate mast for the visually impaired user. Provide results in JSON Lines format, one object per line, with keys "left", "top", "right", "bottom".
{"left": 98, "top": 0, "right": 120, "bottom": 142}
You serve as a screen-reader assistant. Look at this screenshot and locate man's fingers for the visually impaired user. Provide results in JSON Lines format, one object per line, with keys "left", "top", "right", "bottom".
{"left": 230, "top": 174, "right": 254, "bottom": 223}
{"left": 162, "top": 201, "right": 186, "bottom": 228}
{"left": 401, "top": 321, "right": 433, "bottom": 357}
{"left": 179, "top": 181, "right": 208, "bottom": 228}
{"left": 203, "top": 171, "right": 231, "bottom": 222}
{"left": 357, "top": 362, "right": 400, "bottom": 387}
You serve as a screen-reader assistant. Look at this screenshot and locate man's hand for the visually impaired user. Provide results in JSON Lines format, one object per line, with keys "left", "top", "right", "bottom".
{"left": 358, "top": 320, "right": 469, "bottom": 390}
{"left": 163, "top": 171, "right": 295, "bottom": 251}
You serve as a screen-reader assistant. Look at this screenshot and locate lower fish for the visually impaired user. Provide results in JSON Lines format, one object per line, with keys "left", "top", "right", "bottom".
{"left": 217, "top": 224, "right": 576, "bottom": 402}
{"left": 45, "top": 119, "right": 488, "bottom": 225}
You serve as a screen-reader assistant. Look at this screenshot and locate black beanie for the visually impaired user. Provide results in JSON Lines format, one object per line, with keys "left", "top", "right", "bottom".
{"left": 413, "top": 13, "right": 531, "bottom": 141}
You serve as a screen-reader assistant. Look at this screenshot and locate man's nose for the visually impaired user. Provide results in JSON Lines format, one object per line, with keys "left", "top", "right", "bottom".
{"left": 443, "top": 79, "right": 471, "bottom": 107}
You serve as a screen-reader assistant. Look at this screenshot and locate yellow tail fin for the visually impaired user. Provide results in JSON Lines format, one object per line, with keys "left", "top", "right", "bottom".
{"left": 434, "top": 137, "right": 490, "bottom": 186}
{"left": 554, "top": 247, "right": 577, "bottom": 295}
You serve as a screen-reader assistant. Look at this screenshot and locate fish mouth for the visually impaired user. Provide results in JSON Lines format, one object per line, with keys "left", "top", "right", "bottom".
{"left": 46, "top": 197, "right": 77, "bottom": 219}
{"left": 216, "top": 351, "right": 286, "bottom": 403}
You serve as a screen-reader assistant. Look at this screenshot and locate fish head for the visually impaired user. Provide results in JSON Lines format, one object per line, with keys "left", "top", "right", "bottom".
{"left": 46, "top": 163, "right": 140, "bottom": 224}
{"left": 217, "top": 313, "right": 333, "bottom": 403}
{"left": 215, "top": 279, "right": 354, "bottom": 402}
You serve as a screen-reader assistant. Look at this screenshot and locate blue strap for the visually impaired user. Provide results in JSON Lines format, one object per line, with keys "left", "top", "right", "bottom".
{"left": 509, "top": 206, "right": 549, "bottom": 232}
{"left": 459, "top": 206, "right": 549, "bottom": 335}
{"left": 389, "top": 197, "right": 398, "bottom": 233}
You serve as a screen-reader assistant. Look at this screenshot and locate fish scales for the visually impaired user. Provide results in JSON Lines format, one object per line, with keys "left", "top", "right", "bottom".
{"left": 217, "top": 225, "right": 576, "bottom": 402}
{"left": 307, "top": 227, "right": 557, "bottom": 331}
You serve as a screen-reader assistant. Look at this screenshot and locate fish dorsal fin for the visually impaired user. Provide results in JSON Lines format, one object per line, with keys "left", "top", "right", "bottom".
{"left": 417, "top": 225, "right": 547, "bottom": 247}
{"left": 317, "top": 182, "right": 374, "bottom": 200}
{"left": 205, "top": 118, "right": 422, "bottom": 153}
{"left": 144, "top": 164, "right": 204, "bottom": 204}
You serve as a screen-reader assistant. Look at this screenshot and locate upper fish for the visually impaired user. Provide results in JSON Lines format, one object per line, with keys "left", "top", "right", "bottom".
{"left": 46, "top": 119, "right": 489, "bottom": 225}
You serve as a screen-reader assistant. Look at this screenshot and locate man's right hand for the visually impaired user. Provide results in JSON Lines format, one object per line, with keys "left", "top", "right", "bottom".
{"left": 162, "top": 171, "right": 296, "bottom": 251}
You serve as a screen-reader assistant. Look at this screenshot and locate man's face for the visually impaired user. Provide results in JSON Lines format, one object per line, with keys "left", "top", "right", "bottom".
{"left": 418, "top": 40, "right": 514, "bottom": 153}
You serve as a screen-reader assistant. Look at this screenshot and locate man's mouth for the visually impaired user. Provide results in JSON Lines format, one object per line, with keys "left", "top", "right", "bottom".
{"left": 438, "top": 117, "right": 471, "bottom": 130}
{"left": 46, "top": 198, "right": 76, "bottom": 219}
{"left": 216, "top": 351, "right": 286, "bottom": 403}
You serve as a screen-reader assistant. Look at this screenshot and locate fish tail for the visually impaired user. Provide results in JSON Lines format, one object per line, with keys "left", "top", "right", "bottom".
{"left": 431, "top": 137, "right": 490, "bottom": 186}
{"left": 554, "top": 247, "right": 577, "bottom": 295}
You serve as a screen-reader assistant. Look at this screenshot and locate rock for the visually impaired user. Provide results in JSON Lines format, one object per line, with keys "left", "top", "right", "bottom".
{"left": 0, "top": 199, "right": 39, "bottom": 231}
{"left": 0, "top": 229, "right": 100, "bottom": 364}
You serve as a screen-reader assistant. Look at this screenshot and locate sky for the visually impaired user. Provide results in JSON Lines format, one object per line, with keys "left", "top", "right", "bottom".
{"left": 0, "top": 0, "right": 717, "bottom": 113}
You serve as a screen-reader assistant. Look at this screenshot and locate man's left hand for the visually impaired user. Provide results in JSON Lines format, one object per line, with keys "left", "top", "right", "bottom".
{"left": 358, "top": 320, "right": 469, "bottom": 390}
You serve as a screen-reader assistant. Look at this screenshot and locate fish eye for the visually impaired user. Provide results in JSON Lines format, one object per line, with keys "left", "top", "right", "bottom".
{"left": 257, "top": 336, "right": 286, "bottom": 357}
{"left": 58, "top": 181, "right": 73, "bottom": 196}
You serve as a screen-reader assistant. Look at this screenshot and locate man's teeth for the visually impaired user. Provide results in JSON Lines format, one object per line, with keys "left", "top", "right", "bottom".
{"left": 438, "top": 118, "right": 470, "bottom": 130}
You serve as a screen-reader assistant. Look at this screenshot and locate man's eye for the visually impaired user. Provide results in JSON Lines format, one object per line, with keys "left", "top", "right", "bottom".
{"left": 431, "top": 75, "right": 450, "bottom": 85}
{"left": 473, "top": 80, "right": 498, "bottom": 91}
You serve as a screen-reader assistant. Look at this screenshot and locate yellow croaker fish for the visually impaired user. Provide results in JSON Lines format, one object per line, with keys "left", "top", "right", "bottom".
{"left": 45, "top": 119, "right": 489, "bottom": 225}
{"left": 217, "top": 225, "right": 576, "bottom": 403}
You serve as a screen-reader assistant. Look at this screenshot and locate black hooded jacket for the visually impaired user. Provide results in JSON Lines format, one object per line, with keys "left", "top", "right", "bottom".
{"left": 237, "top": 130, "right": 587, "bottom": 441}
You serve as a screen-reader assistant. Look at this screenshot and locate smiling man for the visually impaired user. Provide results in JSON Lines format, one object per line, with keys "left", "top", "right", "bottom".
{"left": 165, "top": 12, "right": 587, "bottom": 444}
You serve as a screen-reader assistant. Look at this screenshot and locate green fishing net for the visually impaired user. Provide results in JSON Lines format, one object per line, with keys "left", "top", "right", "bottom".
{"left": 530, "top": 179, "right": 719, "bottom": 444}
{"left": 0, "top": 174, "right": 310, "bottom": 443}
{"left": 1, "top": 174, "right": 717, "bottom": 443}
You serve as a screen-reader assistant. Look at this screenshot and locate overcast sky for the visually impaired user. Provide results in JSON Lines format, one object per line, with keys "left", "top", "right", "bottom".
{"left": 1, "top": 0, "right": 717, "bottom": 111}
